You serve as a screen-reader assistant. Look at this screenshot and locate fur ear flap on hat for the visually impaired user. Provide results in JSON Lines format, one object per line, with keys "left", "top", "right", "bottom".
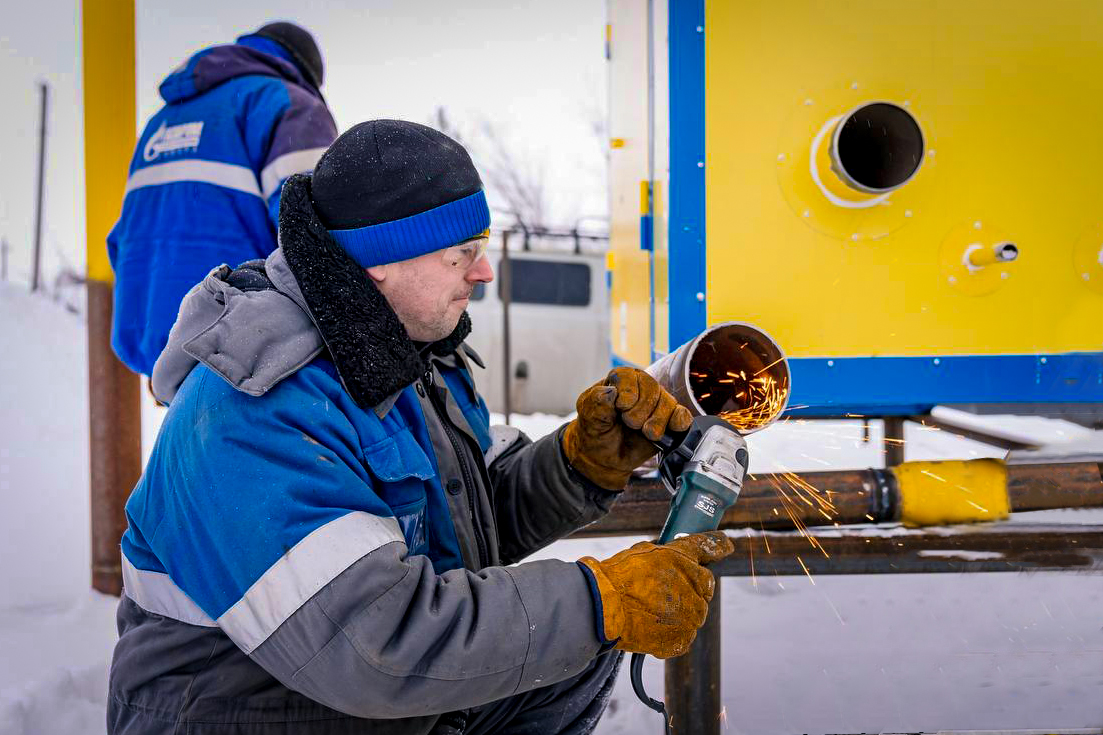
{"left": 278, "top": 173, "right": 471, "bottom": 408}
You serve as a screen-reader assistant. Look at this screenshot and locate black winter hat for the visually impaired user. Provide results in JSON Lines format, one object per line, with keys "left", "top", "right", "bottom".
{"left": 253, "top": 22, "right": 324, "bottom": 89}
{"left": 312, "top": 120, "right": 491, "bottom": 267}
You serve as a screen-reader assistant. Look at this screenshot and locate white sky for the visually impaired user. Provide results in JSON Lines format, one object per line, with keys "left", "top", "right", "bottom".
{"left": 0, "top": 0, "right": 607, "bottom": 287}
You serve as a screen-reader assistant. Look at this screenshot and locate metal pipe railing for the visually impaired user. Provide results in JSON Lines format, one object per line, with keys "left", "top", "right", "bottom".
{"left": 573, "top": 462, "right": 1103, "bottom": 537}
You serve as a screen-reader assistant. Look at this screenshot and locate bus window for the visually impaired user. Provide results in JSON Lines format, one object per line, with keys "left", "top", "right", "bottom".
{"left": 500, "top": 259, "right": 591, "bottom": 306}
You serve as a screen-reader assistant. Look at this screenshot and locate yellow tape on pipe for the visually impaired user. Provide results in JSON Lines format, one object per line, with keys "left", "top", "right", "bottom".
{"left": 896, "top": 459, "right": 1009, "bottom": 527}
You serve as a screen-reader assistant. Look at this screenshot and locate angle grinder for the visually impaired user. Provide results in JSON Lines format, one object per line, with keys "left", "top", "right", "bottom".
{"left": 630, "top": 414, "right": 750, "bottom": 732}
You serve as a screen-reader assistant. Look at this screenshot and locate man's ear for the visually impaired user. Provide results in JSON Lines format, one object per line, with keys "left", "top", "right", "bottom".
{"left": 365, "top": 264, "right": 387, "bottom": 283}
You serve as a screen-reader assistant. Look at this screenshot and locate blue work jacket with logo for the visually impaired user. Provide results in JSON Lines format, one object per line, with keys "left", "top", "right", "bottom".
{"left": 107, "top": 42, "right": 337, "bottom": 375}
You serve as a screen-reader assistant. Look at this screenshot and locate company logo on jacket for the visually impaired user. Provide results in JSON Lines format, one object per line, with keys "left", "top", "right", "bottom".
{"left": 143, "top": 120, "right": 204, "bottom": 162}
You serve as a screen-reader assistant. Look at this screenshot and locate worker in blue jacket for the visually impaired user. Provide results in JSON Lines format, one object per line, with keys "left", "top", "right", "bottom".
{"left": 108, "top": 120, "right": 734, "bottom": 734}
{"left": 107, "top": 21, "right": 338, "bottom": 376}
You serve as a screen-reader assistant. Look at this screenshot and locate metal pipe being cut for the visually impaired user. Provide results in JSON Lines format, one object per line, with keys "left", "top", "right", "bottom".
{"left": 646, "top": 322, "right": 790, "bottom": 434}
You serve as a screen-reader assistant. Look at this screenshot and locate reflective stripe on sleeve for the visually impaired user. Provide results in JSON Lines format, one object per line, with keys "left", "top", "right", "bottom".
{"left": 125, "top": 159, "right": 263, "bottom": 198}
{"left": 218, "top": 512, "right": 405, "bottom": 654}
{"left": 122, "top": 555, "right": 217, "bottom": 627}
{"left": 259, "top": 147, "right": 328, "bottom": 200}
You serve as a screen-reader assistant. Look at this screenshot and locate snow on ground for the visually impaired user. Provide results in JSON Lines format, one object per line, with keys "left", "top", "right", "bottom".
{"left": 0, "top": 283, "right": 119, "bottom": 735}
{"left": 3, "top": 284, "right": 1103, "bottom": 734}
{"left": 0, "top": 283, "right": 90, "bottom": 605}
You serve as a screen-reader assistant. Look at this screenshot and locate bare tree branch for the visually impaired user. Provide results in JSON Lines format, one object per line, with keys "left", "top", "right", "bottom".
{"left": 431, "top": 106, "right": 549, "bottom": 233}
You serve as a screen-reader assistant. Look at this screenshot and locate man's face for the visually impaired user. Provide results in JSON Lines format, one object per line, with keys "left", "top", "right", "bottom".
{"left": 367, "top": 236, "right": 494, "bottom": 342}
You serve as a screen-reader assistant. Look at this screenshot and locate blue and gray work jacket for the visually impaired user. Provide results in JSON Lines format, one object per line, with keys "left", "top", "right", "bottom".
{"left": 108, "top": 181, "right": 616, "bottom": 734}
{"left": 107, "top": 40, "right": 337, "bottom": 375}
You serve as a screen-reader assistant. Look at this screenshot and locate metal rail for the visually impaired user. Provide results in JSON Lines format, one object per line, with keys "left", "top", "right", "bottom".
{"left": 683, "top": 523, "right": 1103, "bottom": 735}
{"left": 585, "top": 464, "right": 1103, "bottom": 735}
{"left": 573, "top": 462, "right": 1103, "bottom": 537}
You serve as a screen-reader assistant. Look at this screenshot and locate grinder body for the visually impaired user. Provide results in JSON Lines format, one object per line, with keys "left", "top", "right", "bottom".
{"left": 656, "top": 416, "right": 749, "bottom": 543}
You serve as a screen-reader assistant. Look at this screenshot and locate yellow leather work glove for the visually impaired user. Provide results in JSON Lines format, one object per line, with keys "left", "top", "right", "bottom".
{"left": 578, "top": 531, "right": 734, "bottom": 658}
{"left": 562, "top": 367, "right": 693, "bottom": 490}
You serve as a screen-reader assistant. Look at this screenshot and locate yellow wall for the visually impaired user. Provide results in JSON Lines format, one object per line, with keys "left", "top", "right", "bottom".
{"left": 650, "top": 0, "right": 670, "bottom": 355}
{"left": 704, "top": 0, "right": 1103, "bottom": 358}
{"left": 607, "top": 0, "right": 653, "bottom": 364}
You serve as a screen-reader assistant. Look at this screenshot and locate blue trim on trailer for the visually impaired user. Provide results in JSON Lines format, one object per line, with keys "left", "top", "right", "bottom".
{"left": 785, "top": 352, "right": 1103, "bottom": 417}
{"left": 611, "top": 352, "right": 643, "bottom": 369}
{"left": 666, "top": 0, "right": 707, "bottom": 350}
{"left": 645, "top": 209, "right": 656, "bottom": 364}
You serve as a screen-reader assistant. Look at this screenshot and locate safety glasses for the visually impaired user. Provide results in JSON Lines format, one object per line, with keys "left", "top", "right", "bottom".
{"left": 441, "top": 233, "right": 489, "bottom": 270}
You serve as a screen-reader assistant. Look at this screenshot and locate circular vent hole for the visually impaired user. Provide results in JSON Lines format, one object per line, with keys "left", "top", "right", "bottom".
{"left": 833, "top": 102, "right": 924, "bottom": 193}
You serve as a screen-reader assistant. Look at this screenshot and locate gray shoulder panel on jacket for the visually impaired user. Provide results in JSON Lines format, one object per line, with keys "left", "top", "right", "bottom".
{"left": 150, "top": 255, "right": 323, "bottom": 403}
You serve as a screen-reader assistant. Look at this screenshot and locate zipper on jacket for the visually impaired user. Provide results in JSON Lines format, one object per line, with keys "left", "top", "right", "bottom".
{"left": 422, "top": 368, "right": 489, "bottom": 569}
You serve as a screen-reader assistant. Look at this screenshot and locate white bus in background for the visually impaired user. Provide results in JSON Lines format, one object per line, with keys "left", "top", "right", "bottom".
{"left": 464, "top": 239, "right": 610, "bottom": 417}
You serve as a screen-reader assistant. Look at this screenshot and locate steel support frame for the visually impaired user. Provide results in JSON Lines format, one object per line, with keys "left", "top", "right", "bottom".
{"left": 664, "top": 523, "right": 1103, "bottom": 735}
{"left": 591, "top": 463, "right": 1103, "bottom": 735}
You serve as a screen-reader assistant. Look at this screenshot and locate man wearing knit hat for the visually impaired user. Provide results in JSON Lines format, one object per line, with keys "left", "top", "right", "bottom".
{"left": 108, "top": 120, "right": 733, "bottom": 734}
{"left": 107, "top": 21, "right": 336, "bottom": 377}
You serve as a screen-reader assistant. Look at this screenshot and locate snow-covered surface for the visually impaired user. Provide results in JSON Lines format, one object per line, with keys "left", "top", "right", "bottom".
{"left": 3, "top": 284, "right": 1102, "bottom": 734}
{"left": 931, "top": 405, "right": 1093, "bottom": 447}
{"left": 0, "top": 283, "right": 119, "bottom": 734}
{"left": 1009, "top": 433, "right": 1103, "bottom": 465}
{"left": 0, "top": 283, "right": 90, "bottom": 605}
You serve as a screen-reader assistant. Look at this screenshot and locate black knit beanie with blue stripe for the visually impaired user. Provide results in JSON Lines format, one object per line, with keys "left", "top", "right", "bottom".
{"left": 311, "top": 120, "right": 491, "bottom": 268}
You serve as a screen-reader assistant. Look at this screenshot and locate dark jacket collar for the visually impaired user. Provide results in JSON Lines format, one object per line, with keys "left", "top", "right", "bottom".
{"left": 278, "top": 173, "right": 471, "bottom": 410}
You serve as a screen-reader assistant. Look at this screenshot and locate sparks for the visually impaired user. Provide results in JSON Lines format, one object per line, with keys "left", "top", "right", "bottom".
{"left": 717, "top": 373, "right": 789, "bottom": 433}
{"left": 760, "top": 522, "right": 772, "bottom": 553}
{"left": 797, "top": 555, "right": 816, "bottom": 585}
{"left": 822, "top": 592, "right": 846, "bottom": 625}
{"left": 747, "top": 534, "right": 757, "bottom": 588}
{"left": 753, "top": 355, "right": 787, "bottom": 376}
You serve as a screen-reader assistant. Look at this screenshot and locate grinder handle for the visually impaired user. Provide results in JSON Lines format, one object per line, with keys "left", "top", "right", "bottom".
{"left": 653, "top": 427, "right": 686, "bottom": 456}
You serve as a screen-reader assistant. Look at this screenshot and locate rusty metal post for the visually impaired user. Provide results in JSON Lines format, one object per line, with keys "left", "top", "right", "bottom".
{"left": 883, "top": 416, "right": 905, "bottom": 467}
{"left": 84, "top": 0, "right": 140, "bottom": 595}
{"left": 88, "top": 288, "right": 141, "bottom": 594}
{"left": 500, "top": 230, "right": 512, "bottom": 425}
{"left": 665, "top": 586, "right": 722, "bottom": 734}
